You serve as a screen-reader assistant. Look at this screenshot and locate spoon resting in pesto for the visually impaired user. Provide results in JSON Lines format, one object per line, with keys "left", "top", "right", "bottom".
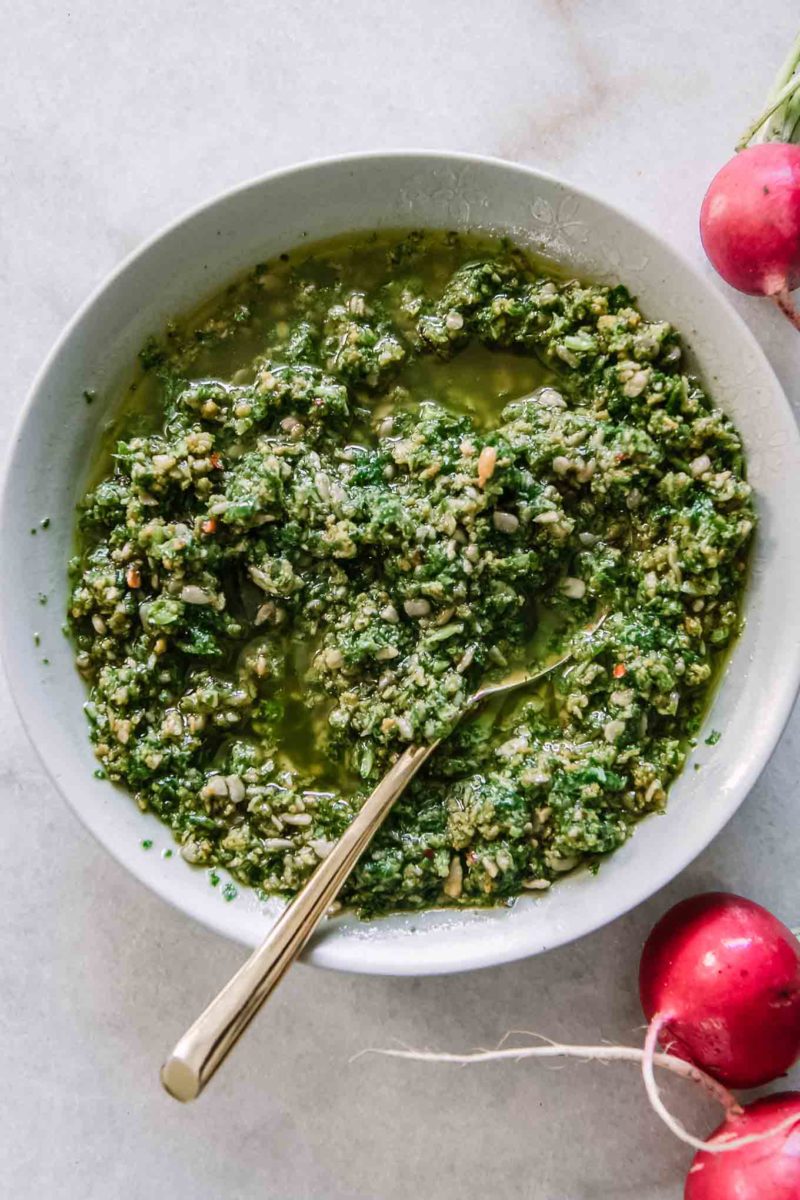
{"left": 161, "top": 614, "right": 607, "bottom": 1102}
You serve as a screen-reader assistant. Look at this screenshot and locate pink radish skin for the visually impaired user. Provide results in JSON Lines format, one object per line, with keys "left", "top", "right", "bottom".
{"left": 700, "top": 143, "right": 800, "bottom": 324}
{"left": 639, "top": 892, "right": 800, "bottom": 1089}
{"left": 685, "top": 1093, "right": 800, "bottom": 1200}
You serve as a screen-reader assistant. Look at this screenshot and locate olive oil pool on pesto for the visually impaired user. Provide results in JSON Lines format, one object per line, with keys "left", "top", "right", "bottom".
{"left": 68, "top": 230, "right": 754, "bottom": 916}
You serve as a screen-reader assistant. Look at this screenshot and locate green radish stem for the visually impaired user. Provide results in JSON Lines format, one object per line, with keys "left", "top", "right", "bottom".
{"left": 738, "top": 32, "right": 800, "bottom": 149}
{"left": 779, "top": 81, "right": 800, "bottom": 142}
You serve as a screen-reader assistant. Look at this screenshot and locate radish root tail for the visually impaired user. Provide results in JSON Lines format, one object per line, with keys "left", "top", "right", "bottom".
{"left": 642, "top": 1013, "right": 800, "bottom": 1153}
{"left": 362, "top": 1027, "right": 800, "bottom": 1156}
{"left": 771, "top": 289, "right": 800, "bottom": 330}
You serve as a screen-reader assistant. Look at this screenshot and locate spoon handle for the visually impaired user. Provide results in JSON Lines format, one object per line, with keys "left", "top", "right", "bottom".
{"left": 161, "top": 740, "right": 435, "bottom": 1102}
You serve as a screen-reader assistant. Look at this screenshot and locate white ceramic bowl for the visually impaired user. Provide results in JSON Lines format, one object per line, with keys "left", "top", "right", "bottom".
{"left": 4, "top": 152, "right": 800, "bottom": 975}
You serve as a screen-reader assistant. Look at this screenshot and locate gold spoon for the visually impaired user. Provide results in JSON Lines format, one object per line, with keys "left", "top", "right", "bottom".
{"left": 161, "top": 613, "right": 606, "bottom": 1102}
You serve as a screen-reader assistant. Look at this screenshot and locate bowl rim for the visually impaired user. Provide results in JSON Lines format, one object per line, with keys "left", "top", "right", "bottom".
{"left": 4, "top": 148, "right": 800, "bottom": 975}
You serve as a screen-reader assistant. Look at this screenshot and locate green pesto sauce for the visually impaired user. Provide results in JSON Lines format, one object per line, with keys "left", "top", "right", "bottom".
{"left": 68, "top": 230, "right": 754, "bottom": 917}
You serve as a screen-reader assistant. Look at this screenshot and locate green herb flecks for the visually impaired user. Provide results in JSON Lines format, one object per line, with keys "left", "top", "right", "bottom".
{"left": 67, "top": 230, "right": 754, "bottom": 918}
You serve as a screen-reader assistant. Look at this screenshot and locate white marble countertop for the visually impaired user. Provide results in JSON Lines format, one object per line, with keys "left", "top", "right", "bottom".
{"left": 4, "top": 3, "right": 800, "bottom": 1197}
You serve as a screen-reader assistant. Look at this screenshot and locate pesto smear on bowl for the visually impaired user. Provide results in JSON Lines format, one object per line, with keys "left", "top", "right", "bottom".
{"left": 68, "top": 231, "right": 754, "bottom": 916}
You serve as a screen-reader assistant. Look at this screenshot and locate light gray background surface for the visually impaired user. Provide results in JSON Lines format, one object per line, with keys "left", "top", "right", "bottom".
{"left": 3, "top": 3, "right": 800, "bottom": 1197}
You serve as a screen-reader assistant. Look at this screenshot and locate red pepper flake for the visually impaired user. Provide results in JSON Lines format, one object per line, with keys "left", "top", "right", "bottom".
{"left": 209, "top": 451, "right": 222, "bottom": 470}
{"left": 126, "top": 566, "right": 141, "bottom": 589}
{"left": 423, "top": 849, "right": 434, "bottom": 860}
{"left": 615, "top": 452, "right": 628, "bottom": 462}
{"left": 201, "top": 517, "right": 217, "bottom": 535}
{"left": 612, "top": 663, "right": 627, "bottom": 679}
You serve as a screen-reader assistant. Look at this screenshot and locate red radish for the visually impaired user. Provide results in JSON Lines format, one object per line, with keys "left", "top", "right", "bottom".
{"left": 685, "top": 1093, "right": 800, "bottom": 1199}
{"left": 700, "top": 143, "right": 800, "bottom": 315}
{"left": 640, "top": 892, "right": 800, "bottom": 1088}
{"left": 701, "top": 32, "right": 800, "bottom": 328}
